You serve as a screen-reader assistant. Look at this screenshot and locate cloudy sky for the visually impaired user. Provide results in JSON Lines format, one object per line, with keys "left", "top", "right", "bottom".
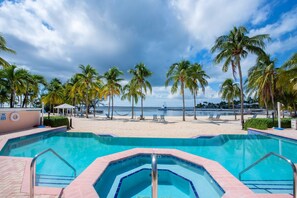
{"left": 0, "top": 0, "right": 297, "bottom": 107}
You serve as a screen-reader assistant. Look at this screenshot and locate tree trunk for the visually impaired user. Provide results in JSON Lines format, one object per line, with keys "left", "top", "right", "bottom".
{"left": 269, "top": 86, "right": 275, "bottom": 115}
{"left": 108, "top": 95, "right": 111, "bottom": 118}
{"left": 93, "top": 100, "right": 96, "bottom": 118}
{"left": 85, "top": 93, "right": 89, "bottom": 118}
{"left": 182, "top": 81, "right": 185, "bottom": 121}
{"left": 238, "top": 61, "right": 244, "bottom": 129}
{"left": 264, "top": 100, "right": 268, "bottom": 117}
{"left": 111, "top": 94, "right": 114, "bottom": 120}
{"left": 10, "top": 89, "right": 15, "bottom": 108}
{"left": 141, "top": 87, "right": 144, "bottom": 120}
{"left": 131, "top": 97, "right": 134, "bottom": 119}
{"left": 193, "top": 92, "right": 197, "bottom": 120}
{"left": 233, "top": 102, "right": 237, "bottom": 120}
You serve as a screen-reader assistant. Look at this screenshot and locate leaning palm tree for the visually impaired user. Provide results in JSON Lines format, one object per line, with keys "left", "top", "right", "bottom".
{"left": 121, "top": 80, "right": 142, "bottom": 119}
{"left": 211, "top": 26, "right": 270, "bottom": 129}
{"left": 186, "top": 63, "right": 209, "bottom": 120}
{"left": 102, "top": 67, "right": 123, "bottom": 120}
{"left": 165, "top": 60, "right": 191, "bottom": 121}
{"left": 129, "top": 63, "right": 152, "bottom": 120}
{"left": 72, "top": 64, "right": 101, "bottom": 118}
{"left": 0, "top": 34, "right": 16, "bottom": 68}
{"left": 246, "top": 53, "right": 277, "bottom": 117}
{"left": 220, "top": 78, "right": 240, "bottom": 120}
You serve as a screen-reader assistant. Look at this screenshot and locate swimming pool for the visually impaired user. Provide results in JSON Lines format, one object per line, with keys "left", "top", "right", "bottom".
{"left": 0, "top": 132, "right": 296, "bottom": 194}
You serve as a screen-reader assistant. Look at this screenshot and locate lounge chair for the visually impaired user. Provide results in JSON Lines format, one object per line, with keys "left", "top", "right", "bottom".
{"left": 159, "top": 115, "right": 165, "bottom": 122}
{"left": 105, "top": 114, "right": 110, "bottom": 119}
{"left": 249, "top": 114, "right": 257, "bottom": 119}
{"left": 153, "top": 114, "right": 158, "bottom": 121}
{"left": 212, "top": 114, "right": 221, "bottom": 120}
{"left": 208, "top": 114, "right": 214, "bottom": 120}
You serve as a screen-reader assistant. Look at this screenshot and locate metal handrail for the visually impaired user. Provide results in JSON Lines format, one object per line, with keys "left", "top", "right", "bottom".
{"left": 151, "top": 154, "right": 158, "bottom": 198}
{"left": 30, "top": 148, "right": 77, "bottom": 198}
{"left": 239, "top": 152, "right": 297, "bottom": 198}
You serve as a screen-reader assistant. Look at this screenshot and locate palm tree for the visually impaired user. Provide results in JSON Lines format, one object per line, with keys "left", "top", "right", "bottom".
{"left": 186, "top": 63, "right": 209, "bottom": 120}
{"left": 282, "top": 53, "right": 297, "bottom": 90}
{"left": 72, "top": 64, "right": 101, "bottom": 118}
{"left": 211, "top": 26, "right": 270, "bottom": 129}
{"left": 165, "top": 60, "right": 191, "bottom": 121}
{"left": 246, "top": 54, "right": 276, "bottom": 117}
{"left": 220, "top": 78, "right": 240, "bottom": 120}
{"left": 121, "top": 80, "right": 142, "bottom": 119}
{"left": 102, "top": 67, "right": 123, "bottom": 120}
{"left": 0, "top": 34, "right": 16, "bottom": 68}
{"left": 22, "top": 74, "right": 46, "bottom": 108}
{"left": 43, "top": 78, "right": 64, "bottom": 112}
{"left": 129, "top": 63, "right": 152, "bottom": 120}
{"left": 0, "top": 65, "right": 29, "bottom": 107}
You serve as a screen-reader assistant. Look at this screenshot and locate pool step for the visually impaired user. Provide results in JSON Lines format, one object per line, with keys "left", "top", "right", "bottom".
{"left": 242, "top": 180, "right": 293, "bottom": 195}
{"left": 36, "top": 174, "right": 75, "bottom": 188}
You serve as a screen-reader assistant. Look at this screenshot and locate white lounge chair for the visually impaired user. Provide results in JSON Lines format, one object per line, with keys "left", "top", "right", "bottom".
{"left": 159, "top": 115, "right": 165, "bottom": 122}
{"left": 208, "top": 114, "right": 214, "bottom": 120}
{"left": 153, "top": 114, "right": 158, "bottom": 121}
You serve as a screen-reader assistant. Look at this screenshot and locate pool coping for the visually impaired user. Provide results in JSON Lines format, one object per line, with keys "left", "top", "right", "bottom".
{"left": 248, "top": 128, "right": 297, "bottom": 142}
{"left": 63, "top": 148, "right": 291, "bottom": 198}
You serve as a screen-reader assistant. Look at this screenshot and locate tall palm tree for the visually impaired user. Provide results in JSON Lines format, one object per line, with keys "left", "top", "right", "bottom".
{"left": 211, "top": 26, "right": 270, "bottom": 129}
{"left": 0, "top": 65, "right": 28, "bottom": 107}
{"left": 129, "top": 63, "right": 152, "bottom": 120}
{"left": 43, "top": 78, "right": 64, "bottom": 112}
{"left": 220, "top": 78, "right": 240, "bottom": 120}
{"left": 121, "top": 80, "right": 142, "bottom": 119}
{"left": 102, "top": 67, "right": 123, "bottom": 120}
{"left": 0, "top": 34, "right": 16, "bottom": 68}
{"left": 165, "top": 60, "right": 191, "bottom": 121}
{"left": 72, "top": 64, "right": 101, "bottom": 118}
{"left": 186, "top": 63, "right": 209, "bottom": 120}
{"left": 246, "top": 54, "right": 277, "bottom": 117}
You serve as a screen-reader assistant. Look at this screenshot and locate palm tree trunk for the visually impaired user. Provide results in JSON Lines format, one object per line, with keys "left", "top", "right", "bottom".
{"left": 86, "top": 93, "right": 89, "bottom": 118}
{"left": 270, "top": 86, "right": 275, "bottom": 115}
{"left": 111, "top": 94, "right": 114, "bottom": 120}
{"left": 131, "top": 97, "right": 134, "bottom": 119}
{"left": 93, "top": 100, "right": 96, "bottom": 118}
{"left": 10, "top": 89, "right": 15, "bottom": 108}
{"left": 233, "top": 101, "right": 237, "bottom": 120}
{"left": 193, "top": 92, "right": 197, "bottom": 120}
{"left": 108, "top": 95, "right": 111, "bottom": 117}
{"left": 264, "top": 100, "right": 268, "bottom": 117}
{"left": 238, "top": 61, "right": 244, "bottom": 129}
{"left": 182, "top": 81, "right": 185, "bottom": 121}
{"left": 141, "top": 87, "right": 144, "bottom": 120}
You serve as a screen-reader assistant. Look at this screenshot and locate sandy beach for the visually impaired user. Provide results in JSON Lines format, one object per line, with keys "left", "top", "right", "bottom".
{"left": 68, "top": 115, "right": 256, "bottom": 138}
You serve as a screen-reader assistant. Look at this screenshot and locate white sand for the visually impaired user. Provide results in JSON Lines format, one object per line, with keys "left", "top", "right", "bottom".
{"left": 68, "top": 115, "right": 257, "bottom": 138}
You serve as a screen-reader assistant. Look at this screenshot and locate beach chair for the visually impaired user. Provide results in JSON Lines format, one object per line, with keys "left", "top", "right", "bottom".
{"left": 213, "top": 114, "right": 221, "bottom": 120}
{"left": 159, "top": 115, "right": 165, "bottom": 122}
{"left": 248, "top": 114, "right": 257, "bottom": 119}
{"left": 208, "top": 114, "right": 214, "bottom": 120}
{"left": 105, "top": 114, "right": 110, "bottom": 119}
{"left": 153, "top": 114, "right": 158, "bottom": 121}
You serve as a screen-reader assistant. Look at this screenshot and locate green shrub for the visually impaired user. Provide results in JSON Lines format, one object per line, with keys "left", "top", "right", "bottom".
{"left": 244, "top": 118, "right": 292, "bottom": 130}
{"left": 44, "top": 116, "right": 69, "bottom": 129}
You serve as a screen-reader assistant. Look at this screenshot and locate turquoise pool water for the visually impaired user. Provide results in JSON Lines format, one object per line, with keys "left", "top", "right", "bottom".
{"left": 95, "top": 154, "right": 224, "bottom": 198}
{"left": 1, "top": 132, "right": 296, "bottom": 194}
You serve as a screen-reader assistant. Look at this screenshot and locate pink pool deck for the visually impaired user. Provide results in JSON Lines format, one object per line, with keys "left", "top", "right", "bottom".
{"left": 0, "top": 128, "right": 294, "bottom": 198}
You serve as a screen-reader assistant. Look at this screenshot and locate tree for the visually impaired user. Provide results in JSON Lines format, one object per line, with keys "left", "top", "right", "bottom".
{"left": 0, "top": 34, "right": 16, "bottom": 68}
{"left": 211, "top": 26, "right": 270, "bottom": 129}
{"left": 0, "top": 65, "right": 29, "bottom": 107}
{"left": 246, "top": 54, "right": 276, "bottom": 117}
{"left": 121, "top": 80, "right": 142, "bottom": 119}
{"left": 165, "top": 60, "right": 191, "bottom": 121}
{"left": 220, "top": 78, "right": 240, "bottom": 120}
{"left": 22, "top": 74, "right": 46, "bottom": 108}
{"left": 282, "top": 53, "right": 297, "bottom": 90}
{"left": 129, "top": 63, "right": 152, "bottom": 120}
{"left": 186, "top": 63, "right": 209, "bottom": 120}
{"left": 72, "top": 64, "right": 101, "bottom": 118}
{"left": 43, "top": 78, "right": 64, "bottom": 112}
{"left": 102, "top": 67, "right": 123, "bottom": 120}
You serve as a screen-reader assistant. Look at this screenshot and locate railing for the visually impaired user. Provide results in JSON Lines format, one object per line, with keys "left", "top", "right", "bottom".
{"left": 30, "top": 148, "right": 77, "bottom": 198}
{"left": 239, "top": 152, "right": 297, "bottom": 198}
{"left": 151, "top": 154, "right": 158, "bottom": 198}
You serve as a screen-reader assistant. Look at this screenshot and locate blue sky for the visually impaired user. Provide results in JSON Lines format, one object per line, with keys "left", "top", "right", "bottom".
{"left": 0, "top": 0, "right": 297, "bottom": 107}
